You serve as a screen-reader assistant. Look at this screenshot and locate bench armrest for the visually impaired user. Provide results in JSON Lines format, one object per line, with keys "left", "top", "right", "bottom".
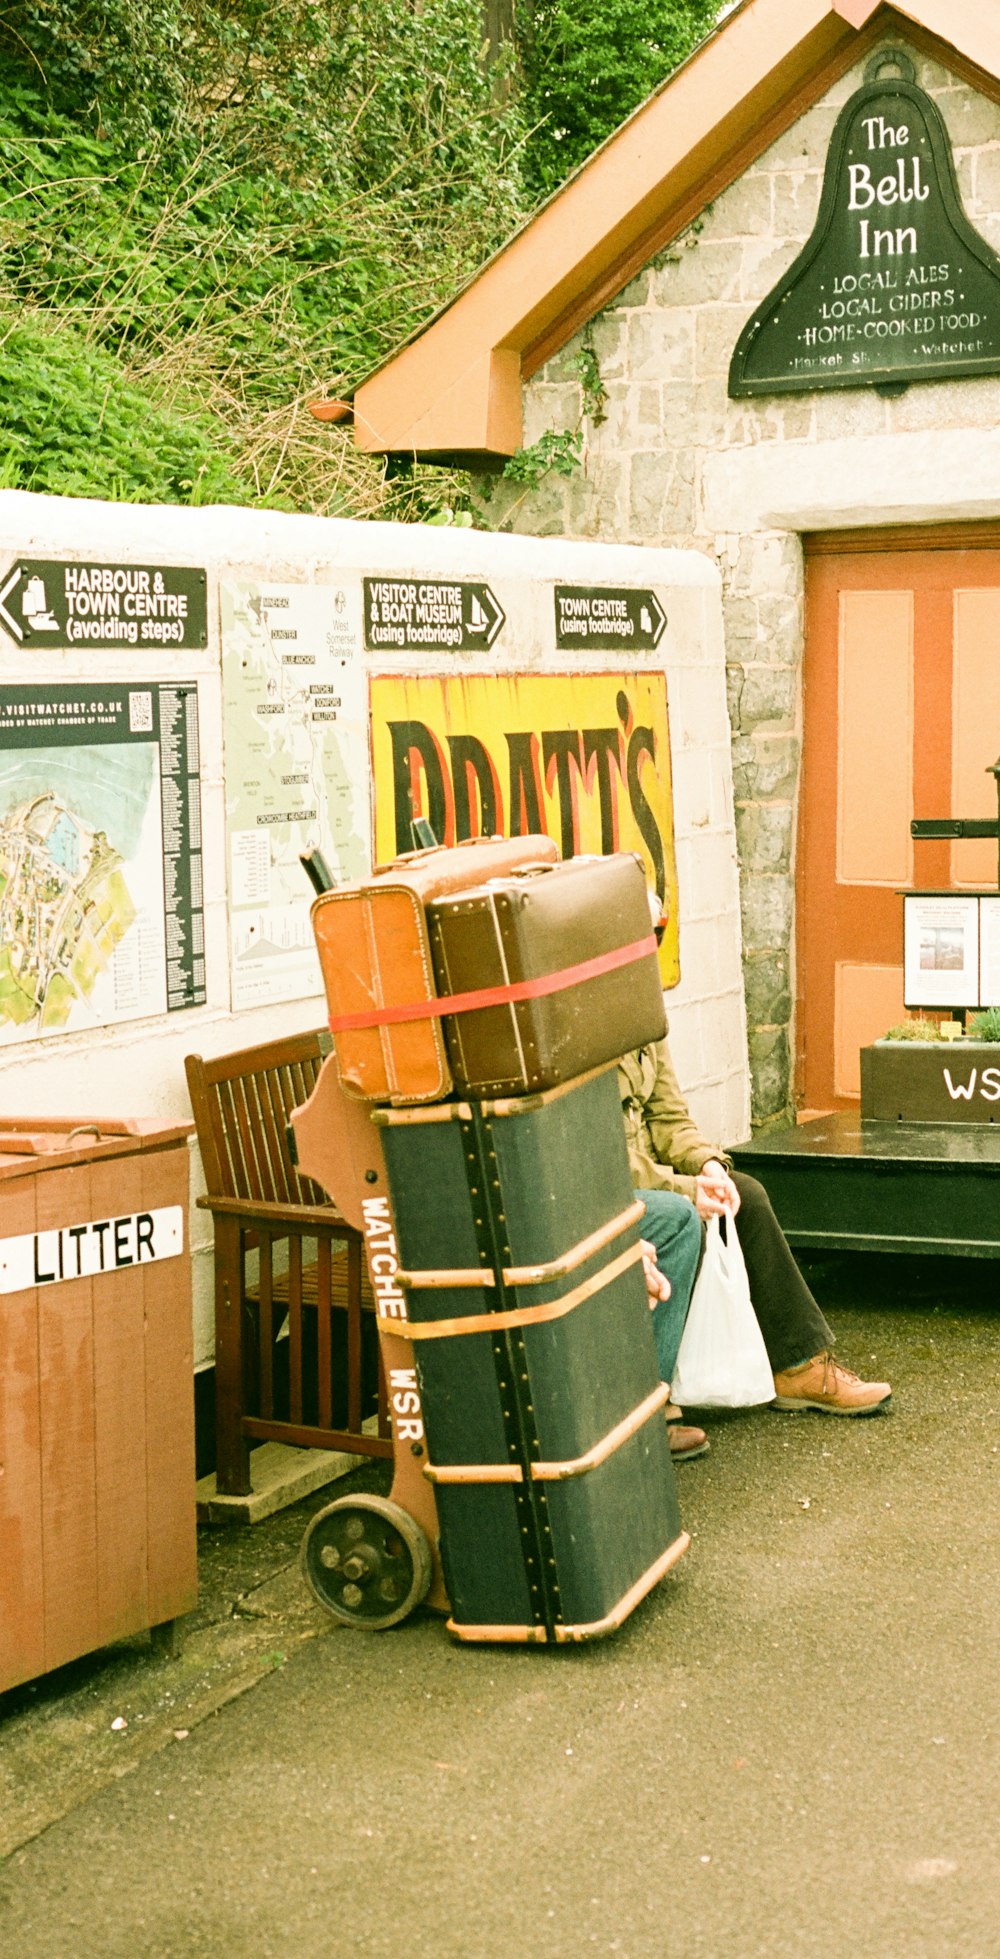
{"left": 196, "top": 1195, "right": 356, "bottom": 1231}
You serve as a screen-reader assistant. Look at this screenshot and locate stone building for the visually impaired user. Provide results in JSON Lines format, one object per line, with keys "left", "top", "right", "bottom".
{"left": 347, "top": 0, "right": 1000, "bottom": 1126}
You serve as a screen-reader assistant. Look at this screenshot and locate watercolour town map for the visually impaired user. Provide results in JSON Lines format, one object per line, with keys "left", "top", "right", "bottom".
{"left": 0, "top": 686, "right": 204, "bottom": 1042}
{"left": 0, "top": 784, "right": 137, "bottom": 1034}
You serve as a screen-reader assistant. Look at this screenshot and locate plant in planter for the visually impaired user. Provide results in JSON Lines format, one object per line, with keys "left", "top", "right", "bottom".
{"left": 879, "top": 1019, "right": 945, "bottom": 1042}
{"left": 862, "top": 1012, "right": 1000, "bottom": 1121}
{"left": 967, "top": 1007, "right": 1000, "bottom": 1041}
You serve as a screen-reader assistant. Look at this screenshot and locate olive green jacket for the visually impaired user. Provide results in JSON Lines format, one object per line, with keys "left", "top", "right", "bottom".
{"left": 617, "top": 1036, "right": 730, "bottom": 1202}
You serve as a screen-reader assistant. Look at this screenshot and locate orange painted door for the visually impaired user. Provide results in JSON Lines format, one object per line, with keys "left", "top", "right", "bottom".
{"left": 799, "top": 535, "right": 1000, "bottom": 1110}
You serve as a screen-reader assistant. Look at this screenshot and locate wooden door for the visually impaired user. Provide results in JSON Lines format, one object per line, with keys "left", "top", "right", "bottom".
{"left": 799, "top": 528, "right": 1000, "bottom": 1111}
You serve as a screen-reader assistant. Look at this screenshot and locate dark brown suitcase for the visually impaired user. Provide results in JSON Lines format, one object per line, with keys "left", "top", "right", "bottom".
{"left": 426, "top": 852, "right": 666, "bottom": 1097}
{"left": 311, "top": 834, "right": 559, "bottom": 1104}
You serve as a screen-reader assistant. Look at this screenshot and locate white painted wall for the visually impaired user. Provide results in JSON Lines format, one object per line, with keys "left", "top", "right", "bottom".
{"left": 0, "top": 490, "right": 746, "bottom": 1366}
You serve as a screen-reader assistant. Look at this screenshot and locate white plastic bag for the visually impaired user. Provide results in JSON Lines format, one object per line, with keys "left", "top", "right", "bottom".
{"left": 670, "top": 1213, "right": 775, "bottom": 1408}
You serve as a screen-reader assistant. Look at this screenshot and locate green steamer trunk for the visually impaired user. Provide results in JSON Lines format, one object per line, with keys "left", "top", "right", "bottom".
{"left": 375, "top": 1066, "right": 688, "bottom": 1645}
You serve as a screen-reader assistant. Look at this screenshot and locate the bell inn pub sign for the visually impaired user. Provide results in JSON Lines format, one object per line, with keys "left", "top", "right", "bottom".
{"left": 730, "top": 49, "right": 1000, "bottom": 397}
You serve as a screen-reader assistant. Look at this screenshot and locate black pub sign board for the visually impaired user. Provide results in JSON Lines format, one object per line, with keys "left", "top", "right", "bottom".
{"left": 0, "top": 559, "right": 207, "bottom": 651}
{"left": 729, "top": 49, "right": 1000, "bottom": 397}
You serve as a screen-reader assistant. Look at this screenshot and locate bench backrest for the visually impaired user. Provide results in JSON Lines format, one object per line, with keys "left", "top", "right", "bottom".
{"left": 185, "top": 1030, "right": 334, "bottom": 1214}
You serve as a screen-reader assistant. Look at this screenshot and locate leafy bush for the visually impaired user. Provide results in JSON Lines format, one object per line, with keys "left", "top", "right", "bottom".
{"left": 0, "top": 1, "right": 719, "bottom": 514}
{"left": 516, "top": 0, "right": 720, "bottom": 201}
{"left": 0, "top": 1, "right": 527, "bottom": 513}
{"left": 0, "top": 309, "right": 245, "bottom": 503}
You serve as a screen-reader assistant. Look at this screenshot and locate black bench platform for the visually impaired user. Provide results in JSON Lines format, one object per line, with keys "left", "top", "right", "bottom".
{"left": 729, "top": 1112, "right": 1000, "bottom": 1259}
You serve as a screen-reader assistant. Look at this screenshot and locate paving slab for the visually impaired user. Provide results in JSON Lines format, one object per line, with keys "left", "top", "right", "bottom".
{"left": 195, "top": 1438, "right": 373, "bottom": 1525}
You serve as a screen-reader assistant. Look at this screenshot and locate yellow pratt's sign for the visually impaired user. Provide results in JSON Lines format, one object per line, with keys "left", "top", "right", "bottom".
{"left": 370, "top": 671, "right": 679, "bottom": 984}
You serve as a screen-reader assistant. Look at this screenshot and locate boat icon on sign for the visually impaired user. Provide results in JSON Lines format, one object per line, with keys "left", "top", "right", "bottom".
{"left": 23, "top": 576, "right": 59, "bottom": 631}
{"left": 0, "top": 563, "right": 61, "bottom": 640}
{"left": 463, "top": 584, "right": 505, "bottom": 648}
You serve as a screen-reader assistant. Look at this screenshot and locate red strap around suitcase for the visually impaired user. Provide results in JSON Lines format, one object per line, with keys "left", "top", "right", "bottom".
{"left": 326, "top": 933, "right": 657, "bottom": 1032}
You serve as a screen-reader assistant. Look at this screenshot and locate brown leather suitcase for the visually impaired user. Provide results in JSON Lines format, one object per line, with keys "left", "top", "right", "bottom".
{"left": 311, "top": 835, "right": 559, "bottom": 1103}
{"left": 425, "top": 852, "right": 666, "bottom": 1097}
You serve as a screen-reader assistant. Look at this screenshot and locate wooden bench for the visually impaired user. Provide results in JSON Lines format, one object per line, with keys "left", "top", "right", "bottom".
{"left": 185, "top": 1030, "right": 392, "bottom": 1497}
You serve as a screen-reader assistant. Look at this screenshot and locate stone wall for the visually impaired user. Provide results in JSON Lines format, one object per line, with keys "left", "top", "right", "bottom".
{"left": 482, "top": 39, "right": 1000, "bottom": 1125}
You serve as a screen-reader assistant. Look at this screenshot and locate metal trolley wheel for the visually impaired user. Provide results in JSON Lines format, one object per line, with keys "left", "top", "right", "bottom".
{"left": 300, "top": 1494, "right": 433, "bottom": 1630}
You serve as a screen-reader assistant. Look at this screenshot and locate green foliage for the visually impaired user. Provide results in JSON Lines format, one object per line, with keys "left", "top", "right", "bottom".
{"left": 0, "top": 309, "right": 245, "bottom": 503}
{"left": 0, "top": 1, "right": 189, "bottom": 141}
{"left": 0, "top": 0, "right": 721, "bottom": 516}
{"left": 880, "top": 1020, "right": 945, "bottom": 1042}
{"left": 501, "top": 427, "right": 582, "bottom": 487}
{"left": 0, "top": 1, "right": 527, "bottom": 513}
{"left": 967, "top": 1007, "right": 1000, "bottom": 1042}
{"left": 573, "top": 323, "right": 608, "bottom": 426}
{"left": 515, "top": 0, "right": 720, "bottom": 201}
{"left": 500, "top": 319, "right": 607, "bottom": 488}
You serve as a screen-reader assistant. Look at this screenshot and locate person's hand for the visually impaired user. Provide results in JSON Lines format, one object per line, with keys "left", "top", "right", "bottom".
{"left": 640, "top": 1238, "right": 671, "bottom": 1307}
{"left": 694, "top": 1158, "right": 740, "bottom": 1220}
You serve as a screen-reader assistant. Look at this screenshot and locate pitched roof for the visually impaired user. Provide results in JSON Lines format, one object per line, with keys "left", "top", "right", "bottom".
{"left": 345, "top": 0, "right": 1000, "bottom": 465}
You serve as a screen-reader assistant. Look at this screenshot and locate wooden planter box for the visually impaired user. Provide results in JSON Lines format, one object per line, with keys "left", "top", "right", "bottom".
{"left": 860, "top": 1042, "right": 1000, "bottom": 1123}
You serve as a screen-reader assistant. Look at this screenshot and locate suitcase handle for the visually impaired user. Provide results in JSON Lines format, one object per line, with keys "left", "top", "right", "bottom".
{"left": 373, "top": 833, "right": 507, "bottom": 874}
{"left": 499, "top": 852, "right": 606, "bottom": 881}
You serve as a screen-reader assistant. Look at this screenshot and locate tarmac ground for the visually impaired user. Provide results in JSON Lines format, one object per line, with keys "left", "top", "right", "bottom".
{"left": 1, "top": 1249, "right": 997, "bottom": 1959}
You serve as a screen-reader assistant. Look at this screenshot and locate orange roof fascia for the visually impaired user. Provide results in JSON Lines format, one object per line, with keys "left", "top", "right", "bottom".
{"left": 352, "top": 0, "right": 1000, "bottom": 461}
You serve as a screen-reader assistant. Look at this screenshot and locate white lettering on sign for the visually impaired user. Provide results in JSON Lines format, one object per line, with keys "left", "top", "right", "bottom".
{"left": 0, "top": 1205, "right": 184, "bottom": 1294}
{"left": 943, "top": 1066, "right": 1000, "bottom": 1103}
{"left": 361, "top": 1195, "right": 408, "bottom": 1321}
{"left": 388, "top": 1367, "right": 424, "bottom": 1443}
{"left": 362, "top": 1196, "right": 425, "bottom": 1443}
{"left": 847, "top": 157, "right": 928, "bottom": 211}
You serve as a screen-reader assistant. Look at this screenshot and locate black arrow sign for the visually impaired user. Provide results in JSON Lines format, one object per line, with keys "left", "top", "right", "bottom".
{"left": 363, "top": 577, "right": 505, "bottom": 653}
{"left": 0, "top": 559, "right": 208, "bottom": 651}
{"left": 553, "top": 585, "right": 667, "bottom": 652}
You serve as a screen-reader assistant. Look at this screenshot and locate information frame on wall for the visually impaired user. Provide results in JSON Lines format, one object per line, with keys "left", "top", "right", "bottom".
{"left": 0, "top": 681, "right": 205, "bottom": 1042}
{"left": 219, "top": 579, "right": 370, "bottom": 1011}
{"left": 903, "top": 890, "right": 1000, "bottom": 1010}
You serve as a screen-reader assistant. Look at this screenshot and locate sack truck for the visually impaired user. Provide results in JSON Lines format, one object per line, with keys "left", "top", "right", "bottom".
{"left": 289, "top": 837, "right": 689, "bottom": 1644}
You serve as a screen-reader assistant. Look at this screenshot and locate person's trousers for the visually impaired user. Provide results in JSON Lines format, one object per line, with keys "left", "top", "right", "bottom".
{"left": 634, "top": 1189, "right": 702, "bottom": 1386}
{"left": 729, "top": 1171, "right": 833, "bottom": 1373}
{"left": 635, "top": 1173, "right": 834, "bottom": 1385}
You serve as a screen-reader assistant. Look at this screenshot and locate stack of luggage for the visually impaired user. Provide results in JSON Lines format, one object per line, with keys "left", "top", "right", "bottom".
{"left": 310, "top": 836, "right": 688, "bottom": 1643}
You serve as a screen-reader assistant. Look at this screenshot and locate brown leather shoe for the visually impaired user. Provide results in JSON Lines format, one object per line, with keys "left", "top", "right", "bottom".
{"left": 772, "top": 1349, "right": 891, "bottom": 1416}
{"left": 667, "top": 1421, "right": 709, "bottom": 1460}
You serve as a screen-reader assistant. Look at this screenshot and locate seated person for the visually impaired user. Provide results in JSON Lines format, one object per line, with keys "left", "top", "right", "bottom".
{"left": 622, "top": 1035, "right": 892, "bottom": 1440}
{"left": 638, "top": 1232, "right": 709, "bottom": 1462}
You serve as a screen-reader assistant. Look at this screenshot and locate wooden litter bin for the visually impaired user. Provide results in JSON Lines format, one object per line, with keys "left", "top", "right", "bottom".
{"left": 0, "top": 1118, "right": 197, "bottom": 1693}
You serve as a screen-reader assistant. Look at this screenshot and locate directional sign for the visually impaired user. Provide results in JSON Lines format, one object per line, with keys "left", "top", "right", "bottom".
{"left": 553, "top": 585, "right": 667, "bottom": 652}
{"left": 363, "top": 576, "right": 505, "bottom": 653}
{"left": 0, "top": 559, "right": 208, "bottom": 651}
